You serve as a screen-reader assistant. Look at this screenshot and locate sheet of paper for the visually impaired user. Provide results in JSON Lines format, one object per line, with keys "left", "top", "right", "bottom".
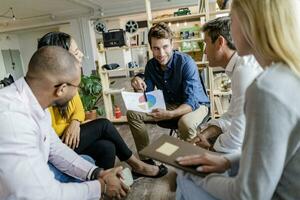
{"left": 121, "top": 90, "right": 166, "bottom": 113}
{"left": 155, "top": 142, "right": 179, "bottom": 156}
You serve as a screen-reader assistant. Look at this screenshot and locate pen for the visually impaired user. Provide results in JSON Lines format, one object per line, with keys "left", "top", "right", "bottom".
{"left": 143, "top": 91, "right": 148, "bottom": 102}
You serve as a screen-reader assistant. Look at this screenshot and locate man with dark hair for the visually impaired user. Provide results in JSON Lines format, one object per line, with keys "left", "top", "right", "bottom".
{"left": 127, "top": 22, "right": 210, "bottom": 156}
{"left": 202, "top": 16, "right": 235, "bottom": 50}
{"left": 191, "top": 16, "right": 262, "bottom": 153}
{"left": 0, "top": 46, "right": 128, "bottom": 199}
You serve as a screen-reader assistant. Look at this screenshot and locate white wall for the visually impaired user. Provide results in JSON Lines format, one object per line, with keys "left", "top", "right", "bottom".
{"left": 0, "top": 34, "right": 22, "bottom": 80}
{"left": 17, "top": 27, "right": 59, "bottom": 73}
{"left": 78, "top": 17, "right": 97, "bottom": 75}
{"left": 0, "top": 17, "right": 97, "bottom": 79}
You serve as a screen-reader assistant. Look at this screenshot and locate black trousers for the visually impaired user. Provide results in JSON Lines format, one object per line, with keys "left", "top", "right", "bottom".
{"left": 74, "top": 118, "right": 132, "bottom": 169}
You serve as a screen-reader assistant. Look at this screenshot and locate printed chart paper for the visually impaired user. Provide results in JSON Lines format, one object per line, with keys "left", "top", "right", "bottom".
{"left": 121, "top": 90, "right": 166, "bottom": 113}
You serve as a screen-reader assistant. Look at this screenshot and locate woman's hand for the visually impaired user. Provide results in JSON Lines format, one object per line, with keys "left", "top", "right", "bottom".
{"left": 176, "top": 153, "right": 231, "bottom": 173}
{"left": 62, "top": 120, "right": 81, "bottom": 149}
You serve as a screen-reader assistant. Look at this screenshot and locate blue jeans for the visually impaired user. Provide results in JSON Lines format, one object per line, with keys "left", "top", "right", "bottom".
{"left": 176, "top": 174, "right": 218, "bottom": 200}
{"left": 48, "top": 155, "right": 95, "bottom": 183}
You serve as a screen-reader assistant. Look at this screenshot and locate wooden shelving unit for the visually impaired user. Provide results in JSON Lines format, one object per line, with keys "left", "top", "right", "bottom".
{"left": 206, "top": 6, "right": 231, "bottom": 118}
{"left": 98, "top": 65, "right": 145, "bottom": 122}
{"left": 152, "top": 13, "right": 206, "bottom": 24}
{"left": 181, "top": 49, "right": 202, "bottom": 53}
{"left": 99, "top": 67, "right": 145, "bottom": 74}
{"left": 99, "top": 45, "right": 148, "bottom": 52}
{"left": 210, "top": 9, "right": 230, "bottom": 15}
{"left": 173, "top": 38, "right": 204, "bottom": 43}
{"left": 207, "top": 89, "right": 232, "bottom": 96}
{"left": 97, "top": 38, "right": 148, "bottom": 122}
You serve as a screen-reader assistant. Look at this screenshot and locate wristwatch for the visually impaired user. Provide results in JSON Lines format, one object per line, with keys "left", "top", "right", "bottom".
{"left": 90, "top": 167, "right": 104, "bottom": 180}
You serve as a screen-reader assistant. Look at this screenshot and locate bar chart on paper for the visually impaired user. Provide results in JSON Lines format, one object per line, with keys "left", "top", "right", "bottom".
{"left": 122, "top": 90, "right": 166, "bottom": 113}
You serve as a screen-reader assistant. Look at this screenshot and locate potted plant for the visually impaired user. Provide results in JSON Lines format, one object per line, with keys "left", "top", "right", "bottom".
{"left": 79, "top": 74, "right": 104, "bottom": 120}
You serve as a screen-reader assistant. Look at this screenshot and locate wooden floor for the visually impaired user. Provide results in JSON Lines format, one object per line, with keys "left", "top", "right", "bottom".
{"left": 114, "top": 124, "right": 177, "bottom": 200}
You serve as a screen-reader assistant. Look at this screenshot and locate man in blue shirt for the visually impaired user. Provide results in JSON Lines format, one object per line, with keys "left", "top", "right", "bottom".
{"left": 127, "top": 22, "right": 210, "bottom": 155}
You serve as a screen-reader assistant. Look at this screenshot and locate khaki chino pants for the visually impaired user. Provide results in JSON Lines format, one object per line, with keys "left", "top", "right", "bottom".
{"left": 126, "top": 104, "right": 209, "bottom": 156}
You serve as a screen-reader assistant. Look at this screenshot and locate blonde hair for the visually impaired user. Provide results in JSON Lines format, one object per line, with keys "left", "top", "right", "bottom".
{"left": 231, "top": 0, "right": 300, "bottom": 76}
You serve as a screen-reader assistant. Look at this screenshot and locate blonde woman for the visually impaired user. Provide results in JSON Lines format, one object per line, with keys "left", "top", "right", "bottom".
{"left": 175, "top": 0, "right": 300, "bottom": 199}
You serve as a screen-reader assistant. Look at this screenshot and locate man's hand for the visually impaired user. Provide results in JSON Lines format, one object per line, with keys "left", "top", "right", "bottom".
{"left": 176, "top": 153, "right": 230, "bottom": 173}
{"left": 99, "top": 166, "right": 129, "bottom": 199}
{"left": 149, "top": 108, "right": 173, "bottom": 121}
{"left": 191, "top": 134, "right": 211, "bottom": 149}
{"left": 190, "top": 125, "right": 222, "bottom": 148}
{"left": 61, "top": 120, "right": 81, "bottom": 149}
{"left": 131, "top": 76, "right": 146, "bottom": 92}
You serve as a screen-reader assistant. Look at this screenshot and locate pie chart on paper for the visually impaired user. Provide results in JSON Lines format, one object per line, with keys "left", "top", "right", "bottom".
{"left": 138, "top": 94, "right": 156, "bottom": 110}
{"left": 121, "top": 90, "right": 166, "bottom": 113}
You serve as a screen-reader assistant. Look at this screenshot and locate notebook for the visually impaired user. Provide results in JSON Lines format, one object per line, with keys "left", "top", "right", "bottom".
{"left": 139, "top": 134, "right": 220, "bottom": 176}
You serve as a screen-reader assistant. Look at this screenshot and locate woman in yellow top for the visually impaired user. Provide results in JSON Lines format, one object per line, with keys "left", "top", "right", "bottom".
{"left": 38, "top": 32, "right": 167, "bottom": 178}
{"left": 48, "top": 93, "right": 84, "bottom": 143}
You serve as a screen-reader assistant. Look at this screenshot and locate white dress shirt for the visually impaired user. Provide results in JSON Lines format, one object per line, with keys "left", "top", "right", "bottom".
{"left": 209, "top": 53, "right": 262, "bottom": 153}
{"left": 0, "top": 78, "right": 101, "bottom": 200}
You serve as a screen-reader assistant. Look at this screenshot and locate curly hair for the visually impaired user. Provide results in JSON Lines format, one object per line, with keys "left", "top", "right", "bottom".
{"left": 148, "top": 22, "right": 174, "bottom": 46}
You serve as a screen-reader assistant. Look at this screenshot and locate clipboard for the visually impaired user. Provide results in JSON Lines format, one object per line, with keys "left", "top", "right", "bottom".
{"left": 139, "top": 134, "right": 220, "bottom": 176}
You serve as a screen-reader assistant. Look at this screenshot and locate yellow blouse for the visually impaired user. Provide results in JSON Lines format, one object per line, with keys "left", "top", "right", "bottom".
{"left": 49, "top": 92, "right": 85, "bottom": 136}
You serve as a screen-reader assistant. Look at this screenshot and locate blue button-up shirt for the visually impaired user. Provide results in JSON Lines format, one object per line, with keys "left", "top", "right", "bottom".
{"left": 144, "top": 50, "right": 209, "bottom": 111}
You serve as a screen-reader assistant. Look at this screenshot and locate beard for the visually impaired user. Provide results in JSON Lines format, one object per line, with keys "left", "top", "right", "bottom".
{"left": 52, "top": 99, "right": 70, "bottom": 118}
{"left": 53, "top": 100, "right": 69, "bottom": 109}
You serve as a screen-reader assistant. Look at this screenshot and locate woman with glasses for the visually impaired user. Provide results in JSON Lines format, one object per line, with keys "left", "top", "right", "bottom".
{"left": 38, "top": 32, "right": 167, "bottom": 181}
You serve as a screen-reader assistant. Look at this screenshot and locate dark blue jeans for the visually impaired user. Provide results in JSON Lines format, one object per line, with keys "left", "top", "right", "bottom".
{"left": 48, "top": 155, "right": 94, "bottom": 183}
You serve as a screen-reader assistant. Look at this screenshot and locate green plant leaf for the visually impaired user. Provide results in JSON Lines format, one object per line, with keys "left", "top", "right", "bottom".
{"left": 79, "top": 74, "right": 104, "bottom": 113}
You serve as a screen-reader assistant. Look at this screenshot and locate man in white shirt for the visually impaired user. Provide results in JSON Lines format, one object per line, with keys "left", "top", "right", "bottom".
{"left": 0, "top": 46, "right": 128, "bottom": 200}
{"left": 192, "top": 16, "right": 262, "bottom": 153}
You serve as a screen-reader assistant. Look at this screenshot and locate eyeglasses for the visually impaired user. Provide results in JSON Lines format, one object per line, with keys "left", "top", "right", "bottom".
{"left": 54, "top": 82, "right": 81, "bottom": 89}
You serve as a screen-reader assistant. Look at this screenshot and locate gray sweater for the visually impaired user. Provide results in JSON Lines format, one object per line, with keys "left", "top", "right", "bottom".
{"left": 200, "top": 63, "right": 300, "bottom": 200}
